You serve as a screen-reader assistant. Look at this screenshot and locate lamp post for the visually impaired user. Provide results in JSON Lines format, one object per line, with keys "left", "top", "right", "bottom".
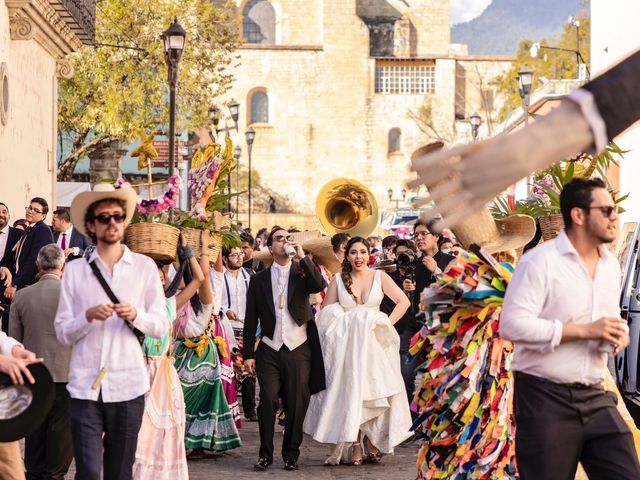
{"left": 245, "top": 128, "right": 256, "bottom": 231}
{"left": 161, "top": 18, "right": 186, "bottom": 178}
{"left": 233, "top": 145, "right": 241, "bottom": 217}
{"left": 469, "top": 112, "right": 481, "bottom": 142}
{"left": 517, "top": 67, "right": 534, "bottom": 126}
{"left": 209, "top": 100, "right": 240, "bottom": 212}
{"left": 387, "top": 187, "right": 406, "bottom": 210}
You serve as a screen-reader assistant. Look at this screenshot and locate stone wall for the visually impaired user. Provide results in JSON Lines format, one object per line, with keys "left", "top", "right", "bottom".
{"left": 229, "top": 0, "right": 511, "bottom": 219}
{"left": 0, "top": 2, "right": 57, "bottom": 219}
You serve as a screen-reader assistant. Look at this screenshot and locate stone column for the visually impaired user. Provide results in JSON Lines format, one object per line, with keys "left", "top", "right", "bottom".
{"left": 88, "top": 140, "right": 127, "bottom": 186}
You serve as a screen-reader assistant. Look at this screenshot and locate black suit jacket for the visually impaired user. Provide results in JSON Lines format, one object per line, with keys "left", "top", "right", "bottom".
{"left": 53, "top": 228, "right": 93, "bottom": 261}
{"left": 13, "top": 221, "right": 54, "bottom": 289}
{"left": 243, "top": 256, "right": 327, "bottom": 393}
{"left": 0, "top": 226, "right": 23, "bottom": 272}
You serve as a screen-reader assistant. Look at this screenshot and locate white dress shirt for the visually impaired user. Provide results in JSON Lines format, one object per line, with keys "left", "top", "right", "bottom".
{"left": 0, "top": 330, "right": 21, "bottom": 356}
{"left": 55, "top": 245, "right": 167, "bottom": 402}
{"left": 501, "top": 230, "right": 621, "bottom": 386}
{"left": 220, "top": 268, "right": 250, "bottom": 328}
{"left": 262, "top": 262, "right": 307, "bottom": 351}
{"left": 56, "top": 225, "right": 79, "bottom": 256}
{"left": 0, "top": 224, "right": 9, "bottom": 260}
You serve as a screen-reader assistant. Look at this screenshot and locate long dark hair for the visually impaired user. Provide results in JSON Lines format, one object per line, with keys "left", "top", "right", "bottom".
{"left": 341, "top": 236, "right": 370, "bottom": 300}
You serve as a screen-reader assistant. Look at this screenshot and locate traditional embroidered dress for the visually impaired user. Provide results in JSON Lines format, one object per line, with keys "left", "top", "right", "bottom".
{"left": 409, "top": 252, "right": 517, "bottom": 479}
{"left": 212, "top": 313, "right": 242, "bottom": 428}
{"left": 173, "top": 302, "right": 242, "bottom": 451}
{"left": 133, "top": 297, "right": 188, "bottom": 480}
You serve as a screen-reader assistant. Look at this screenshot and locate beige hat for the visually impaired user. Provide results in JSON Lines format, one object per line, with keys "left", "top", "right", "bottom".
{"left": 70, "top": 183, "right": 138, "bottom": 236}
{"left": 301, "top": 236, "right": 342, "bottom": 274}
{"left": 451, "top": 209, "right": 536, "bottom": 254}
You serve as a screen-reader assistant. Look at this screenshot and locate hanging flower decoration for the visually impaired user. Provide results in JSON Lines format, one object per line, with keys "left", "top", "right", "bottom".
{"left": 137, "top": 175, "right": 181, "bottom": 215}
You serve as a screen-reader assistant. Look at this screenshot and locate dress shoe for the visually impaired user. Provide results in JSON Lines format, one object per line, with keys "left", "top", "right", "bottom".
{"left": 283, "top": 459, "right": 299, "bottom": 471}
{"left": 245, "top": 411, "right": 258, "bottom": 422}
{"left": 254, "top": 457, "right": 272, "bottom": 471}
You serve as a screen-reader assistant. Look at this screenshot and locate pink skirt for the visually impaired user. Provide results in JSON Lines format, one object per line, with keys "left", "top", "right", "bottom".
{"left": 213, "top": 316, "right": 242, "bottom": 428}
{"left": 133, "top": 355, "right": 188, "bottom": 480}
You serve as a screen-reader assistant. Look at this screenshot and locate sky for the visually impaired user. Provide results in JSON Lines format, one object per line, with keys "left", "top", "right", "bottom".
{"left": 451, "top": 0, "right": 492, "bottom": 24}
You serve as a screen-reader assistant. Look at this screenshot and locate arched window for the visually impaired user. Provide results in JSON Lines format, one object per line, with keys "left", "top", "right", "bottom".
{"left": 249, "top": 90, "right": 269, "bottom": 124}
{"left": 388, "top": 128, "right": 401, "bottom": 153}
{"left": 243, "top": 0, "right": 275, "bottom": 44}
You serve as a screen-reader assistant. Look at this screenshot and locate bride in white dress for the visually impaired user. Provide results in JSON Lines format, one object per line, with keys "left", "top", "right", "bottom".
{"left": 303, "top": 236, "right": 413, "bottom": 465}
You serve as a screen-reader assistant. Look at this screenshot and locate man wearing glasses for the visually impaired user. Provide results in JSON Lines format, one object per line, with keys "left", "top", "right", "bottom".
{"left": 243, "top": 227, "right": 326, "bottom": 471}
{"left": 219, "top": 246, "right": 258, "bottom": 421}
{"left": 4, "top": 197, "right": 54, "bottom": 300}
{"left": 502, "top": 178, "right": 639, "bottom": 479}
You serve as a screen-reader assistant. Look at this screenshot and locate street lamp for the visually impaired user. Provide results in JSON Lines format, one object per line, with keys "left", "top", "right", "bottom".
{"left": 517, "top": 67, "right": 534, "bottom": 126}
{"left": 387, "top": 188, "right": 406, "bottom": 210}
{"left": 469, "top": 112, "right": 482, "bottom": 142}
{"left": 233, "top": 145, "right": 241, "bottom": 216}
{"left": 245, "top": 128, "right": 256, "bottom": 231}
{"left": 161, "top": 18, "right": 186, "bottom": 178}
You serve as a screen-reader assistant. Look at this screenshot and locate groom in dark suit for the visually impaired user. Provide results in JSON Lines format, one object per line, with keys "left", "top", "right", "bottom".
{"left": 243, "top": 227, "right": 326, "bottom": 472}
{"left": 52, "top": 208, "right": 92, "bottom": 261}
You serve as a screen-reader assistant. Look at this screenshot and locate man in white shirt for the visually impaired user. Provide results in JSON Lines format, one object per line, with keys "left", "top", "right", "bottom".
{"left": 0, "top": 329, "right": 40, "bottom": 480}
{"left": 220, "top": 246, "right": 257, "bottom": 421}
{"left": 502, "top": 178, "right": 640, "bottom": 479}
{"left": 55, "top": 184, "right": 167, "bottom": 480}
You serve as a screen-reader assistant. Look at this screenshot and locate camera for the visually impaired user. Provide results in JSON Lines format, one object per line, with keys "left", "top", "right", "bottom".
{"left": 396, "top": 251, "right": 418, "bottom": 281}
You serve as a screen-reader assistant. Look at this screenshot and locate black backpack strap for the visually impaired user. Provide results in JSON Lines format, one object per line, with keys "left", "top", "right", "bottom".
{"left": 88, "top": 259, "right": 145, "bottom": 346}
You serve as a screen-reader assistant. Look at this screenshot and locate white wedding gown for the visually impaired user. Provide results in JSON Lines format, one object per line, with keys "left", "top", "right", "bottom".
{"left": 303, "top": 270, "right": 412, "bottom": 455}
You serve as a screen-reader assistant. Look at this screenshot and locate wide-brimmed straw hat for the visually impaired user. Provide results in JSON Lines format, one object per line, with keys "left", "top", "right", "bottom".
{"left": 451, "top": 209, "right": 536, "bottom": 254}
{"left": 70, "top": 183, "right": 138, "bottom": 236}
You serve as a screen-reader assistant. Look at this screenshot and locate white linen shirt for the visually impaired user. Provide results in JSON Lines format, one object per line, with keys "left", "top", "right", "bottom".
{"left": 220, "top": 268, "right": 250, "bottom": 327}
{"left": 0, "top": 330, "right": 21, "bottom": 356}
{"left": 55, "top": 245, "right": 167, "bottom": 402}
{"left": 262, "top": 262, "right": 307, "bottom": 351}
{"left": 501, "top": 230, "right": 621, "bottom": 386}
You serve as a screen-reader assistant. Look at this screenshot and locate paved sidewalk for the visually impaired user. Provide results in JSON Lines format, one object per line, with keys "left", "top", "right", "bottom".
{"left": 61, "top": 417, "right": 421, "bottom": 479}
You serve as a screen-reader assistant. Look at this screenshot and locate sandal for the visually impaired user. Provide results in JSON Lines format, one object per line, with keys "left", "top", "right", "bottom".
{"left": 350, "top": 445, "right": 364, "bottom": 466}
{"left": 366, "top": 451, "right": 383, "bottom": 464}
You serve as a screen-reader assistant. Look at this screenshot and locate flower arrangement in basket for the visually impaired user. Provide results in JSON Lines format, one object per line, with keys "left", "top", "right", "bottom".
{"left": 173, "top": 136, "right": 241, "bottom": 261}
{"left": 490, "top": 142, "right": 629, "bottom": 240}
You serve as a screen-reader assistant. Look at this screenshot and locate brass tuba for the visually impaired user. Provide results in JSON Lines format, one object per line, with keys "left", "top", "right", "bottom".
{"left": 315, "top": 178, "right": 379, "bottom": 238}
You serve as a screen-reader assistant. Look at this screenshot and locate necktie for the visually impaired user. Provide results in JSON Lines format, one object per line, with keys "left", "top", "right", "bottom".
{"left": 61, "top": 233, "right": 67, "bottom": 250}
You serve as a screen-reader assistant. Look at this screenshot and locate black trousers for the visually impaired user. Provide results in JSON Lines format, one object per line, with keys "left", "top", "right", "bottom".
{"left": 24, "top": 383, "right": 73, "bottom": 480}
{"left": 399, "top": 329, "right": 420, "bottom": 404}
{"left": 242, "top": 376, "right": 257, "bottom": 415}
{"left": 514, "top": 372, "right": 640, "bottom": 480}
{"left": 256, "top": 341, "right": 311, "bottom": 462}
{"left": 69, "top": 393, "right": 145, "bottom": 480}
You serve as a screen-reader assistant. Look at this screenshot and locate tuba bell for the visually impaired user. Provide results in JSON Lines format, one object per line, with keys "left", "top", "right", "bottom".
{"left": 315, "top": 178, "right": 379, "bottom": 238}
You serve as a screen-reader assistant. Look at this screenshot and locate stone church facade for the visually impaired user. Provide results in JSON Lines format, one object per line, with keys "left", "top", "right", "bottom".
{"left": 223, "top": 0, "right": 514, "bottom": 214}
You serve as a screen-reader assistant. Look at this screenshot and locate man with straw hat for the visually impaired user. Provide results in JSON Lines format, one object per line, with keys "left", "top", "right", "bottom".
{"left": 55, "top": 183, "right": 167, "bottom": 480}
{"left": 501, "top": 178, "right": 640, "bottom": 479}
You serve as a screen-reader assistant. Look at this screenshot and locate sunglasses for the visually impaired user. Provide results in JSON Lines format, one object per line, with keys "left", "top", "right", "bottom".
{"left": 274, "top": 234, "right": 294, "bottom": 243}
{"left": 94, "top": 213, "right": 127, "bottom": 225}
{"left": 585, "top": 205, "right": 618, "bottom": 218}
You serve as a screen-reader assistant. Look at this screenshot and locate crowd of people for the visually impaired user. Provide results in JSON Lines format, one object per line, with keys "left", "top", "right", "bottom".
{"left": 1, "top": 174, "right": 640, "bottom": 480}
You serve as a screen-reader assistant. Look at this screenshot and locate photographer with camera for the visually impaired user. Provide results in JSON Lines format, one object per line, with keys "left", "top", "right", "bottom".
{"left": 380, "top": 239, "right": 419, "bottom": 403}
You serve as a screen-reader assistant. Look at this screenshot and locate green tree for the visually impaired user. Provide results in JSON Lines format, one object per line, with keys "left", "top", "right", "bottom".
{"left": 496, "top": 13, "right": 590, "bottom": 121}
{"left": 58, "top": 0, "right": 240, "bottom": 180}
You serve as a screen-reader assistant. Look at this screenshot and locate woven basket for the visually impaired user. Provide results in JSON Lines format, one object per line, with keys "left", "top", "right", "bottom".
{"left": 124, "top": 223, "right": 180, "bottom": 263}
{"left": 182, "top": 215, "right": 233, "bottom": 263}
{"left": 538, "top": 214, "right": 565, "bottom": 241}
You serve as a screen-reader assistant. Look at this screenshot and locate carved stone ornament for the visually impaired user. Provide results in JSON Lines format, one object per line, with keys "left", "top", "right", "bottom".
{"left": 9, "top": 11, "right": 35, "bottom": 40}
{"left": 55, "top": 59, "right": 74, "bottom": 79}
{"left": 5, "top": 0, "right": 89, "bottom": 57}
{"left": 0, "top": 63, "right": 9, "bottom": 126}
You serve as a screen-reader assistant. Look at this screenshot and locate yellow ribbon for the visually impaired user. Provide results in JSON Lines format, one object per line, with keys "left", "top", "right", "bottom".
{"left": 183, "top": 335, "right": 209, "bottom": 358}
{"left": 213, "top": 336, "right": 229, "bottom": 360}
